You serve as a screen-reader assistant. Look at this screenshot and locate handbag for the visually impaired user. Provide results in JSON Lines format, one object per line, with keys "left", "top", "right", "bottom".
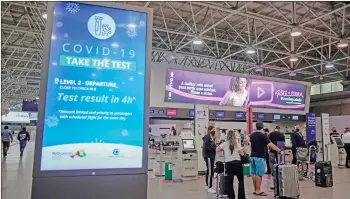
{"left": 240, "top": 154, "right": 251, "bottom": 164}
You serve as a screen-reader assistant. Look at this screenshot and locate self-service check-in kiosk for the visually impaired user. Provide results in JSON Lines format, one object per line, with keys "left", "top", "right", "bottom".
{"left": 283, "top": 133, "right": 293, "bottom": 164}
{"left": 180, "top": 130, "right": 198, "bottom": 177}
{"left": 330, "top": 135, "right": 346, "bottom": 167}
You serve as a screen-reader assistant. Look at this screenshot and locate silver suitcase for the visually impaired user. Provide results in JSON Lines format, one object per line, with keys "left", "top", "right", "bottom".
{"left": 274, "top": 164, "right": 300, "bottom": 198}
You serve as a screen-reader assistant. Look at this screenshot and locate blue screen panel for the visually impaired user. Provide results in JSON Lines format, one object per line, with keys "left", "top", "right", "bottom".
{"left": 40, "top": 2, "right": 147, "bottom": 171}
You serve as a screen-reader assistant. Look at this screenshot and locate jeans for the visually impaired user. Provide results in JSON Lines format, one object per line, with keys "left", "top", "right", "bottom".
{"left": 205, "top": 157, "right": 215, "bottom": 188}
{"left": 269, "top": 152, "right": 277, "bottom": 177}
{"left": 225, "top": 160, "right": 245, "bottom": 199}
{"left": 345, "top": 143, "right": 350, "bottom": 168}
{"left": 19, "top": 141, "right": 27, "bottom": 153}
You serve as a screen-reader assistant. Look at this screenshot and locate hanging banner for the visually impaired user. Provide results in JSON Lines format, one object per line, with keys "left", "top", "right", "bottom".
{"left": 194, "top": 104, "right": 209, "bottom": 173}
{"left": 306, "top": 113, "right": 316, "bottom": 144}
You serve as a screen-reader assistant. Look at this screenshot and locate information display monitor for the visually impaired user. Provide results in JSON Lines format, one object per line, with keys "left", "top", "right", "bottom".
{"left": 33, "top": 2, "right": 152, "bottom": 177}
{"left": 182, "top": 139, "right": 195, "bottom": 149}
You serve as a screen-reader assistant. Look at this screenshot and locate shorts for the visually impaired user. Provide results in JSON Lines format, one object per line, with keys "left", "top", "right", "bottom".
{"left": 250, "top": 157, "right": 266, "bottom": 176}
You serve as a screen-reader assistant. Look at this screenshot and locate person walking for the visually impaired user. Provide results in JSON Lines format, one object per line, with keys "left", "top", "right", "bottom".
{"left": 264, "top": 128, "right": 271, "bottom": 174}
{"left": 203, "top": 125, "right": 217, "bottom": 193}
{"left": 1, "top": 126, "right": 13, "bottom": 157}
{"left": 216, "top": 130, "right": 246, "bottom": 199}
{"left": 17, "top": 127, "right": 30, "bottom": 157}
{"left": 250, "top": 121, "right": 281, "bottom": 196}
{"left": 342, "top": 127, "right": 350, "bottom": 168}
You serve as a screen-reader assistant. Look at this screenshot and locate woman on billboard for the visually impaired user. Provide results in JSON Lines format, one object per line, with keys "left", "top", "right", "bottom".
{"left": 219, "top": 77, "right": 249, "bottom": 107}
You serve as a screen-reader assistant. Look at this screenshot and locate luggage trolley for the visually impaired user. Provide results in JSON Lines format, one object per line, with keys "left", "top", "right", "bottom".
{"left": 307, "top": 146, "right": 317, "bottom": 182}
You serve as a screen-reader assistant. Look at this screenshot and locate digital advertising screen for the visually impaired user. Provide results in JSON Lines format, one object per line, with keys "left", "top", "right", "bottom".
{"left": 39, "top": 2, "right": 148, "bottom": 171}
{"left": 189, "top": 109, "right": 195, "bottom": 117}
{"left": 292, "top": 115, "right": 299, "bottom": 120}
{"left": 165, "top": 69, "right": 307, "bottom": 110}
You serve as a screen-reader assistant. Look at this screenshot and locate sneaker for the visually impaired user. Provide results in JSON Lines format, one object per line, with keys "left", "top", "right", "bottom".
{"left": 207, "top": 188, "right": 216, "bottom": 194}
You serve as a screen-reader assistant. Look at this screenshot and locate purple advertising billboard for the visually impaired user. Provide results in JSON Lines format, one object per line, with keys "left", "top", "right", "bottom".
{"left": 165, "top": 69, "right": 307, "bottom": 110}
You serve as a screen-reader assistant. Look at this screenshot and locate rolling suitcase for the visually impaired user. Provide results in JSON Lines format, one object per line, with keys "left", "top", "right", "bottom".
{"left": 273, "top": 153, "right": 300, "bottom": 198}
{"left": 215, "top": 160, "right": 227, "bottom": 198}
{"left": 216, "top": 173, "right": 227, "bottom": 198}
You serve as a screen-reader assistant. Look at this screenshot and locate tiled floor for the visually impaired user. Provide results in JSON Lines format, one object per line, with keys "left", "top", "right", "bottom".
{"left": 2, "top": 142, "right": 350, "bottom": 199}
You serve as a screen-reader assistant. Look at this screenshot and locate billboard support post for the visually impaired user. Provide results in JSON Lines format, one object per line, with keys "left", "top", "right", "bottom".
{"left": 31, "top": 2, "right": 152, "bottom": 199}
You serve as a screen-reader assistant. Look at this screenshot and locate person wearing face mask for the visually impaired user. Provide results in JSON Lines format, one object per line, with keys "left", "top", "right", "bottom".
{"left": 330, "top": 127, "right": 339, "bottom": 144}
{"left": 203, "top": 126, "right": 217, "bottom": 194}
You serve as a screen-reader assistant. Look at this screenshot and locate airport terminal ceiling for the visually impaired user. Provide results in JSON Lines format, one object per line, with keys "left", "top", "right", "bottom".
{"left": 1, "top": 1, "right": 350, "bottom": 105}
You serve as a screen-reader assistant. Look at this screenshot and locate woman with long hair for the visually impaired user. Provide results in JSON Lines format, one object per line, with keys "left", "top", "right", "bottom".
{"left": 216, "top": 130, "right": 245, "bottom": 199}
{"left": 203, "top": 125, "right": 217, "bottom": 193}
{"left": 219, "top": 77, "right": 249, "bottom": 107}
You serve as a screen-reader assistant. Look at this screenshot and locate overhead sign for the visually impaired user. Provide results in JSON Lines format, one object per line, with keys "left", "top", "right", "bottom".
{"left": 165, "top": 69, "right": 307, "bottom": 110}
{"left": 1, "top": 111, "right": 31, "bottom": 123}
{"left": 22, "top": 99, "right": 39, "bottom": 112}
{"left": 39, "top": 2, "right": 148, "bottom": 171}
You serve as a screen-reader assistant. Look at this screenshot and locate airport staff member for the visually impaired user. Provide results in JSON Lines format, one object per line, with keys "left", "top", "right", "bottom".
{"left": 342, "top": 127, "right": 350, "bottom": 168}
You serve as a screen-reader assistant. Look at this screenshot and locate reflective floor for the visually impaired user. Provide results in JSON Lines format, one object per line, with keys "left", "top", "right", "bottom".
{"left": 2, "top": 142, "right": 350, "bottom": 199}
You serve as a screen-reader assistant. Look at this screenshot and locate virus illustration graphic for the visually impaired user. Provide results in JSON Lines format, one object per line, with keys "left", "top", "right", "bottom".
{"left": 46, "top": 115, "right": 59, "bottom": 127}
{"left": 65, "top": 2, "right": 80, "bottom": 14}
{"left": 56, "top": 21, "right": 63, "bottom": 28}
{"left": 121, "top": 130, "right": 128, "bottom": 137}
{"left": 101, "top": 24, "right": 112, "bottom": 36}
{"left": 126, "top": 27, "right": 137, "bottom": 38}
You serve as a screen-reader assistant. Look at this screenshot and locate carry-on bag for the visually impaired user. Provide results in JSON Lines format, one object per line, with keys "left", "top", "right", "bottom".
{"left": 273, "top": 153, "right": 300, "bottom": 198}
{"left": 216, "top": 173, "right": 227, "bottom": 198}
{"left": 215, "top": 159, "right": 227, "bottom": 198}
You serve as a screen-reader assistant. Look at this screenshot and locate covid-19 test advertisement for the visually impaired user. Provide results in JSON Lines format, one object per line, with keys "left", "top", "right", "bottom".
{"left": 40, "top": 2, "right": 147, "bottom": 171}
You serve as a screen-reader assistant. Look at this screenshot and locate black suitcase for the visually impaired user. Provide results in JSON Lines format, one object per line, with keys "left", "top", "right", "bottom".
{"left": 315, "top": 161, "right": 333, "bottom": 187}
{"left": 216, "top": 173, "right": 227, "bottom": 198}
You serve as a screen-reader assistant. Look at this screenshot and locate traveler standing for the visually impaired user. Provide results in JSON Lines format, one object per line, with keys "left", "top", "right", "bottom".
{"left": 17, "top": 127, "right": 30, "bottom": 157}
{"left": 216, "top": 130, "right": 245, "bottom": 199}
{"left": 342, "top": 127, "right": 350, "bottom": 168}
{"left": 250, "top": 121, "right": 280, "bottom": 196}
{"left": 268, "top": 126, "right": 285, "bottom": 189}
{"left": 203, "top": 125, "right": 217, "bottom": 193}
{"left": 1, "top": 126, "right": 13, "bottom": 157}
{"left": 291, "top": 126, "right": 307, "bottom": 165}
{"left": 264, "top": 128, "right": 271, "bottom": 174}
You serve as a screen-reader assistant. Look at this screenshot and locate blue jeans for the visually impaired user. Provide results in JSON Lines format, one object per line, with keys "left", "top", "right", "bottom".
{"left": 19, "top": 141, "right": 27, "bottom": 153}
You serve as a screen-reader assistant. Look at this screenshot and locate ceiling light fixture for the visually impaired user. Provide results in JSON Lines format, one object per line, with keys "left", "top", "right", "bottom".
{"left": 245, "top": 47, "right": 256, "bottom": 54}
{"left": 319, "top": 76, "right": 324, "bottom": 80}
{"left": 290, "top": 26, "right": 302, "bottom": 37}
{"left": 289, "top": 55, "right": 298, "bottom": 62}
{"left": 42, "top": 12, "right": 47, "bottom": 19}
{"left": 289, "top": 70, "right": 296, "bottom": 77}
{"left": 337, "top": 39, "right": 348, "bottom": 48}
{"left": 193, "top": 38, "right": 203, "bottom": 45}
{"left": 325, "top": 62, "right": 334, "bottom": 68}
{"left": 255, "top": 65, "right": 263, "bottom": 72}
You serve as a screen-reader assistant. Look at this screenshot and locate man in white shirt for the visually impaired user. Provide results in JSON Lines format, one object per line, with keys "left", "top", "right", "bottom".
{"left": 342, "top": 127, "right": 350, "bottom": 168}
